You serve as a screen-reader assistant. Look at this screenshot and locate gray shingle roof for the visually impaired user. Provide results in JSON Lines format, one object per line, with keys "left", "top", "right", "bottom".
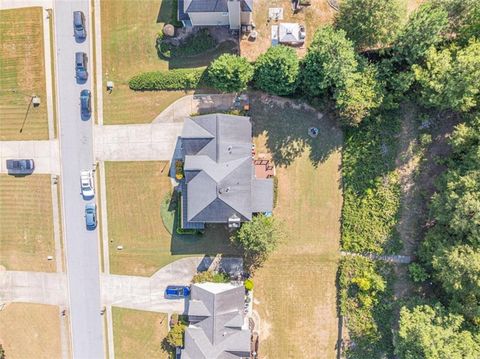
{"left": 185, "top": 0, "right": 253, "bottom": 13}
{"left": 182, "top": 283, "right": 251, "bottom": 359}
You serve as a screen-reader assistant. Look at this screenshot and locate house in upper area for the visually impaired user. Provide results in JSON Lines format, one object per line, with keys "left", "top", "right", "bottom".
{"left": 178, "top": 0, "right": 253, "bottom": 29}
{"left": 178, "top": 113, "right": 273, "bottom": 230}
{"left": 181, "top": 282, "right": 251, "bottom": 359}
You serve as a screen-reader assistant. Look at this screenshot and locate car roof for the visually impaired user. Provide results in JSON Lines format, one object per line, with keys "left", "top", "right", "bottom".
{"left": 81, "top": 89, "right": 90, "bottom": 96}
{"left": 85, "top": 203, "right": 96, "bottom": 210}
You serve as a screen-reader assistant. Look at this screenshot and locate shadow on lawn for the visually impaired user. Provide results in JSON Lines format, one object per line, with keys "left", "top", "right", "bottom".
{"left": 249, "top": 92, "right": 343, "bottom": 167}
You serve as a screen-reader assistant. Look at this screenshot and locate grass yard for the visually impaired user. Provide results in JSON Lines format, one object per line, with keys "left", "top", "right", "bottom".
{"left": 105, "top": 161, "right": 240, "bottom": 276}
{"left": 0, "top": 7, "right": 49, "bottom": 140}
{"left": 112, "top": 307, "right": 169, "bottom": 359}
{"left": 0, "top": 174, "right": 55, "bottom": 272}
{"left": 249, "top": 93, "right": 343, "bottom": 358}
{"left": 0, "top": 303, "right": 62, "bottom": 359}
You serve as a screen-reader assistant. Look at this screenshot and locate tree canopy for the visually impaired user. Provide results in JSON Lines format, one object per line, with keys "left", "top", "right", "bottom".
{"left": 335, "top": 0, "right": 406, "bottom": 49}
{"left": 254, "top": 45, "right": 300, "bottom": 96}
{"left": 207, "top": 54, "right": 254, "bottom": 92}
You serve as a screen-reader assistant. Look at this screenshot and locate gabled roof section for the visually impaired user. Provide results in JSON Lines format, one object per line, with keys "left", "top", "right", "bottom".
{"left": 182, "top": 117, "right": 215, "bottom": 139}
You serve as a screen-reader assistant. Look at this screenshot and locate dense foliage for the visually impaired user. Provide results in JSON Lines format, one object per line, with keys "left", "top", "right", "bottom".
{"left": 207, "top": 54, "right": 254, "bottom": 92}
{"left": 166, "top": 323, "right": 186, "bottom": 348}
{"left": 128, "top": 68, "right": 206, "bottom": 90}
{"left": 254, "top": 45, "right": 299, "bottom": 96}
{"left": 231, "top": 214, "right": 283, "bottom": 269}
{"left": 395, "top": 305, "right": 480, "bottom": 359}
{"left": 192, "top": 271, "right": 229, "bottom": 284}
{"left": 335, "top": 0, "right": 406, "bottom": 49}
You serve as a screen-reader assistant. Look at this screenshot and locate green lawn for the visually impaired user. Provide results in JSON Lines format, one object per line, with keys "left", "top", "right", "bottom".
{"left": 100, "top": 0, "right": 230, "bottom": 125}
{"left": 112, "top": 307, "right": 169, "bottom": 359}
{"left": 0, "top": 7, "right": 49, "bottom": 140}
{"left": 105, "top": 161, "right": 240, "bottom": 276}
{"left": 248, "top": 93, "right": 343, "bottom": 358}
{"left": 0, "top": 175, "right": 55, "bottom": 272}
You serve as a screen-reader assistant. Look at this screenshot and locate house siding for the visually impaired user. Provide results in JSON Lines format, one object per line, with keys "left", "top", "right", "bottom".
{"left": 240, "top": 11, "right": 251, "bottom": 25}
{"left": 189, "top": 12, "right": 229, "bottom": 27}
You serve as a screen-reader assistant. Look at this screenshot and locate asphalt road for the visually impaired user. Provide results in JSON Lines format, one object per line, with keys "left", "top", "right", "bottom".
{"left": 55, "top": 0, "right": 105, "bottom": 358}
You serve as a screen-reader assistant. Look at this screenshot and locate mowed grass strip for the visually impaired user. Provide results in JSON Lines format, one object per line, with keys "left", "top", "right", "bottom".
{"left": 249, "top": 94, "right": 343, "bottom": 358}
{"left": 101, "top": 0, "right": 188, "bottom": 124}
{"left": 0, "top": 7, "right": 48, "bottom": 140}
{"left": 0, "top": 303, "right": 62, "bottom": 359}
{"left": 0, "top": 174, "right": 55, "bottom": 272}
{"left": 105, "top": 161, "right": 239, "bottom": 276}
{"left": 112, "top": 307, "right": 169, "bottom": 359}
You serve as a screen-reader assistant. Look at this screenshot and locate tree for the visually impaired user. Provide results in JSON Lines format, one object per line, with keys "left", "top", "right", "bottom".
{"left": 335, "top": 0, "right": 406, "bottom": 49}
{"left": 392, "top": 2, "right": 449, "bottom": 65}
{"left": 395, "top": 305, "right": 480, "bottom": 359}
{"left": 231, "top": 215, "right": 284, "bottom": 269}
{"left": 0, "top": 344, "right": 4, "bottom": 359}
{"left": 301, "top": 26, "right": 358, "bottom": 96}
{"left": 413, "top": 40, "right": 480, "bottom": 112}
{"left": 254, "top": 45, "right": 300, "bottom": 96}
{"left": 334, "top": 64, "right": 383, "bottom": 126}
{"left": 207, "top": 54, "right": 254, "bottom": 92}
{"left": 166, "top": 323, "right": 186, "bottom": 348}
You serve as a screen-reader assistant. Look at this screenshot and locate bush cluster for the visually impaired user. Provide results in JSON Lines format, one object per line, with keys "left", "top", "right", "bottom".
{"left": 128, "top": 68, "right": 207, "bottom": 91}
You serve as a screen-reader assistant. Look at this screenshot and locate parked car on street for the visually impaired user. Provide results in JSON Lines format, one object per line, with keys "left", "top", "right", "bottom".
{"left": 6, "top": 159, "right": 35, "bottom": 175}
{"left": 85, "top": 203, "right": 97, "bottom": 230}
{"left": 73, "top": 11, "right": 86, "bottom": 41}
{"left": 165, "top": 285, "right": 190, "bottom": 299}
{"left": 75, "top": 52, "right": 88, "bottom": 82}
{"left": 80, "top": 170, "right": 94, "bottom": 198}
{"left": 80, "top": 89, "right": 91, "bottom": 119}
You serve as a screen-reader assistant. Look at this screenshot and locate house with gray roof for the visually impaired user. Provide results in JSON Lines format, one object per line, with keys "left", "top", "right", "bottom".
{"left": 181, "top": 282, "right": 251, "bottom": 359}
{"left": 179, "top": 114, "right": 274, "bottom": 229}
{"left": 178, "top": 0, "right": 253, "bottom": 29}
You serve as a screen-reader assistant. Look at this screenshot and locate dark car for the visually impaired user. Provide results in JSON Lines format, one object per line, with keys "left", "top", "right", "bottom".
{"left": 75, "top": 52, "right": 88, "bottom": 82}
{"left": 6, "top": 159, "right": 35, "bottom": 175}
{"left": 73, "top": 11, "right": 86, "bottom": 41}
{"left": 85, "top": 203, "right": 97, "bottom": 230}
{"left": 80, "top": 89, "right": 91, "bottom": 119}
{"left": 165, "top": 285, "right": 190, "bottom": 299}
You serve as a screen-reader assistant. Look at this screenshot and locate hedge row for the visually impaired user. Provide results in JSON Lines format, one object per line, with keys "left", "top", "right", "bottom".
{"left": 128, "top": 68, "right": 207, "bottom": 91}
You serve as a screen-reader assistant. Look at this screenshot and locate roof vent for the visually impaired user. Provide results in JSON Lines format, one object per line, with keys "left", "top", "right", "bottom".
{"left": 227, "top": 145, "right": 232, "bottom": 153}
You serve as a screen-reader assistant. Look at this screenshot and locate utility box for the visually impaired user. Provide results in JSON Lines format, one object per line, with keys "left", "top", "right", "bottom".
{"left": 32, "top": 96, "right": 41, "bottom": 107}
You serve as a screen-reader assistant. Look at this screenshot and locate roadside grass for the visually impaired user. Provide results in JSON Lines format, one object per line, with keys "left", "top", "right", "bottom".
{"left": 0, "top": 303, "right": 62, "bottom": 359}
{"left": 0, "top": 174, "right": 55, "bottom": 272}
{"left": 0, "top": 7, "right": 49, "bottom": 140}
{"left": 105, "top": 161, "right": 240, "bottom": 277}
{"left": 112, "top": 307, "right": 169, "bottom": 359}
{"left": 248, "top": 93, "right": 343, "bottom": 358}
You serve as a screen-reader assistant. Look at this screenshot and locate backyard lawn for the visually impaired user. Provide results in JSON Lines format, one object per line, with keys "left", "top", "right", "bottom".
{"left": 0, "top": 7, "right": 49, "bottom": 140}
{"left": 112, "top": 307, "right": 169, "bottom": 359}
{"left": 105, "top": 161, "right": 240, "bottom": 276}
{"left": 0, "top": 303, "right": 62, "bottom": 359}
{"left": 0, "top": 174, "right": 55, "bottom": 272}
{"left": 101, "top": 0, "right": 230, "bottom": 125}
{"left": 249, "top": 93, "right": 343, "bottom": 358}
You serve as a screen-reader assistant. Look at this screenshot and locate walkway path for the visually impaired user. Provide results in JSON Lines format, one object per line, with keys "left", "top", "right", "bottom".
{"left": 340, "top": 251, "right": 412, "bottom": 264}
{"left": 94, "top": 123, "right": 183, "bottom": 161}
{"left": 153, "top": 94, "right": 237, "bottom": 123}
{"left": 0, "top": 140, "right": 60, "bottom": 174}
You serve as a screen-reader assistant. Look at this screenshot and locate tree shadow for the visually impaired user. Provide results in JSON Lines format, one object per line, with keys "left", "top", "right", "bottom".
{"left": 249, "top": 92, "right": 343, "bottom": 167}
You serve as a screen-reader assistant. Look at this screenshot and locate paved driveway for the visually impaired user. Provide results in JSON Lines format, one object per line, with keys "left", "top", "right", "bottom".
{"left": 0, "top": 140, "right": 59, "bottom": 174}
{"left": 94, "top": 123, "right": 183, "bottom": 161}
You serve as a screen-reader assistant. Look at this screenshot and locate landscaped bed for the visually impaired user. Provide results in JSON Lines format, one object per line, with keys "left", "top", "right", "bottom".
{"left": 0, "top": 7, "right": 49, "bottom": 140}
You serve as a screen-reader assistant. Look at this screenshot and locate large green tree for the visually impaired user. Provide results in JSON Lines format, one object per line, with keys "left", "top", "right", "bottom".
{"left": 301, "top": 26, "right": 358, "bottom": 96}
{"left": 231, "top": 215, "right": 284, "bottom": 269}
{"left": 254, "top": 45, "right": 300, "bottom": 96}
{"left": 335, "top": 0, "right": 406, "bottom": 49}
{"left": 413, "top": 40, "right": 480, "bottom": 112}
{"left": 392, "top": 2, "right": 449, "bottom": 65}
{"left": 395, "top": 305, "right": 480, "bottom": 359}
{"left": 207, "top": 54, "right": 254, "bottom": 92}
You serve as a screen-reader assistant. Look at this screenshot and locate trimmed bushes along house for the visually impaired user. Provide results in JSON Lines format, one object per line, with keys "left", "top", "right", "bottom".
{"left": 128, "top": 68, "right": 207, "bottom": 91}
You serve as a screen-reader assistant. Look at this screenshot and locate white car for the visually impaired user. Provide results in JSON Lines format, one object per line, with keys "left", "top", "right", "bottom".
{"left": 80, "top": 170, "right": 95, "bottom": 198}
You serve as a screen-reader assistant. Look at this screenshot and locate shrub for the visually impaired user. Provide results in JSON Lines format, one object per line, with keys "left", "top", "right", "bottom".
{"left": 166, "top": 322, "right": 186, "bottom": 348}
{"left": 192, "top": 271, "right": 229, "bottom": 284}
{"left": 254, "top": 45, "right": 300, "bottom": 96}
{"left": 408, "top": 263, "right": 429, "bottom": 282}
{"left": 208, "top": 54, "right": 254, "bottom": 92}
{"left": 244, "top": 279, "right": 254, "bottom": 291}
{"left": 128, "top": 68, "right": 207, "bottom": 91}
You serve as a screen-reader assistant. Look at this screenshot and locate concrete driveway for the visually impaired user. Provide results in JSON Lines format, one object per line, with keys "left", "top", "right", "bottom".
{"left": 0, "top": 140, "right": 60, "bottom": 174}
{"left": 94, "top": 123, "right": 183, "bottom": 161}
